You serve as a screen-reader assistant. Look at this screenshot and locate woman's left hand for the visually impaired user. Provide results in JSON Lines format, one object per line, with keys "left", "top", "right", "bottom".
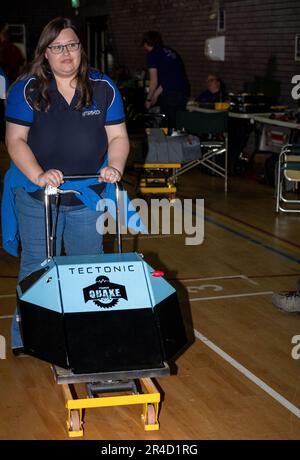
{"left": 99, "top": 166, "right": 122, "bottom": 183}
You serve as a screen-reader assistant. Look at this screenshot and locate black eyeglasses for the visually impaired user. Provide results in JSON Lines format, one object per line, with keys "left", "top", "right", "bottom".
{"left": 47, "top": 42, "right": 81, "bottom": 54}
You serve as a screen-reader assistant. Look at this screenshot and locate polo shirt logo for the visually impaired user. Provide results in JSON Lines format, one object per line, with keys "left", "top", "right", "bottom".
{"left": 82, "top": 100, "right": 101, "bottom": 117}
{"left": 82, "top": 109, "right": 101, "bottom": 117}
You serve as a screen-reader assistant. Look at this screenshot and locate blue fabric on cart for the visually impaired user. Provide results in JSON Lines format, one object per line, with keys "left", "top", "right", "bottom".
{"left": 2, "top": 159, "right": 144, "bottom": 257}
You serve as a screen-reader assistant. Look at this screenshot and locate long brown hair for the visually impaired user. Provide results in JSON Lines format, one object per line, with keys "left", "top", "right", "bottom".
{"left": 25, "top": 17, "right": 92, "bottom": 111}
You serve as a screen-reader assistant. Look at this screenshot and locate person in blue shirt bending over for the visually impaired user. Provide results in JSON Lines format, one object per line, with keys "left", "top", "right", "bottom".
{"left": 3, "top": 17, "right": 130, "bottom": 355}
{"left": 142, "top": 31, "right": 189, "bottom": 131}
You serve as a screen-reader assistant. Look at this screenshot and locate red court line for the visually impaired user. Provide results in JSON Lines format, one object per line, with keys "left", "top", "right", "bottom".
{"left": 0, "top": 275, "right": 18, "bottom": 279}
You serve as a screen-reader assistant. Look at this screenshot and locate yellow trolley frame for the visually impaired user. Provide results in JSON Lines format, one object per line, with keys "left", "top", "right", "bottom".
{"left": 134, "top": 163, "right": 181, "bottom": 200}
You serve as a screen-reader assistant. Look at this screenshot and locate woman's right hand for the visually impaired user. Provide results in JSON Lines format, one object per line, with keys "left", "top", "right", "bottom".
{"left": 36, "top": 169, "right": 64, "bottom": 187}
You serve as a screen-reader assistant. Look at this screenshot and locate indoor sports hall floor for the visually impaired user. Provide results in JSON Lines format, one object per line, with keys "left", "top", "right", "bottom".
{"left": 0, "top": 142, "right": 300, "bottom": 440}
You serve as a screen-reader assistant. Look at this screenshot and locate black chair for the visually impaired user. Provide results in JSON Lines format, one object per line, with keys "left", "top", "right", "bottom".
{"left": 175, "top": 110, "right": 228, "bottom": 192}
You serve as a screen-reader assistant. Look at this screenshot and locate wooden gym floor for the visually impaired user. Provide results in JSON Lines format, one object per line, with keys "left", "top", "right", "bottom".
{"left": 0, "top": 141, "right": 300, "bottom": 440}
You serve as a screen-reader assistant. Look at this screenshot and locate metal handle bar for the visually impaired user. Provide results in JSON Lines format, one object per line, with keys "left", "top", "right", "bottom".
{"left": 45, "top": 178, "right": 123, "bottom": 259}
{"left": 63, "top": 174, "right": 101, "bottom": 180}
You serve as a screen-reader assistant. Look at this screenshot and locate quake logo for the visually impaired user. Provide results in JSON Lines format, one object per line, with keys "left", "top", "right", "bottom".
{"left": 83, "top": 276, "right": 128, "bottom": 308}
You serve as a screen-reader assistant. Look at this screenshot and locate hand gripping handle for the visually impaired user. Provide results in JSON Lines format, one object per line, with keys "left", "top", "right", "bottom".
{"left": 44, "top": 176, "right": 123, "bottom": 258}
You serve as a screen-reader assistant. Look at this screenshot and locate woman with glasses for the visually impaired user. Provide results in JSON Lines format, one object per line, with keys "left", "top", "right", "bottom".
{"left": 2, "top": 17, "right": 130, "bottom": 355}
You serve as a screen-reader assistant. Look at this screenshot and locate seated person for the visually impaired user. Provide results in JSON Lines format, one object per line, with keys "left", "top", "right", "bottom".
{"left": 195, "top": 74, "right": 226, "bottom": 103}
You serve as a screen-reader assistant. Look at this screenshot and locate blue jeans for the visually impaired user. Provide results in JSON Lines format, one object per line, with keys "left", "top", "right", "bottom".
{"left": 12, "top": 187, "right": 103, "bottom": 348}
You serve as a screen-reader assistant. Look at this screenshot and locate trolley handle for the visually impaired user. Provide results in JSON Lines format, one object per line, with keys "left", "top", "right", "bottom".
{"left": 44, "top": 177, "right": 123, "bottom": 259}
{"left": 63, "top": 174, "right": 101, "bottom": 180}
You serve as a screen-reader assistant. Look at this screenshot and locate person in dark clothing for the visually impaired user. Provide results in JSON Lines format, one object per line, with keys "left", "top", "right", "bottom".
{"left": 0, "top": 24, "right": 24, "bottom": 84}
{"left": 142, "top": 31, "right": 188, "bottom": 131}
{"left": 0, "top": 65, "right": 9, "bottom": 141}
{"left": 195, "top": 74, "right": 226, "bottom": 103}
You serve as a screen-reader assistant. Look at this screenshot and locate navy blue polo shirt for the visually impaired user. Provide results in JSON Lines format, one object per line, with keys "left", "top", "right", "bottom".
{"left": 5, "top": 69, "right": 125, "bottom": 176}
{"left": 146, "top": 45, "right": 186, "bottom": 93}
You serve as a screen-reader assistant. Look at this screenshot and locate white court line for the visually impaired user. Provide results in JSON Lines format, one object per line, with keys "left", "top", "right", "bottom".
{"left": 190, "top": 291, "right": 273, "bottom": 302}
{"left": 194, "top": 329, "right": 300, "bottom": 418}
{"left": 240, "top": 274, "right": 259, "bottom": 286}
{"left": 0, "top": 294, "right": 15, "bottom": 299}
{"left": 181, "top": 274, "right": 259, "bottom": 286}
{"left": 0, "top": 315, "right": 13, "bottom": 319}
{"left": 182, "top": 275, "right": 245, "bottom": 282}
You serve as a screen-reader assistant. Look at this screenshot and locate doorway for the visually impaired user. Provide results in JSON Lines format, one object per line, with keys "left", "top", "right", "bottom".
{"left": 85, "top": 16, "right": 114, "bottom": 74}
